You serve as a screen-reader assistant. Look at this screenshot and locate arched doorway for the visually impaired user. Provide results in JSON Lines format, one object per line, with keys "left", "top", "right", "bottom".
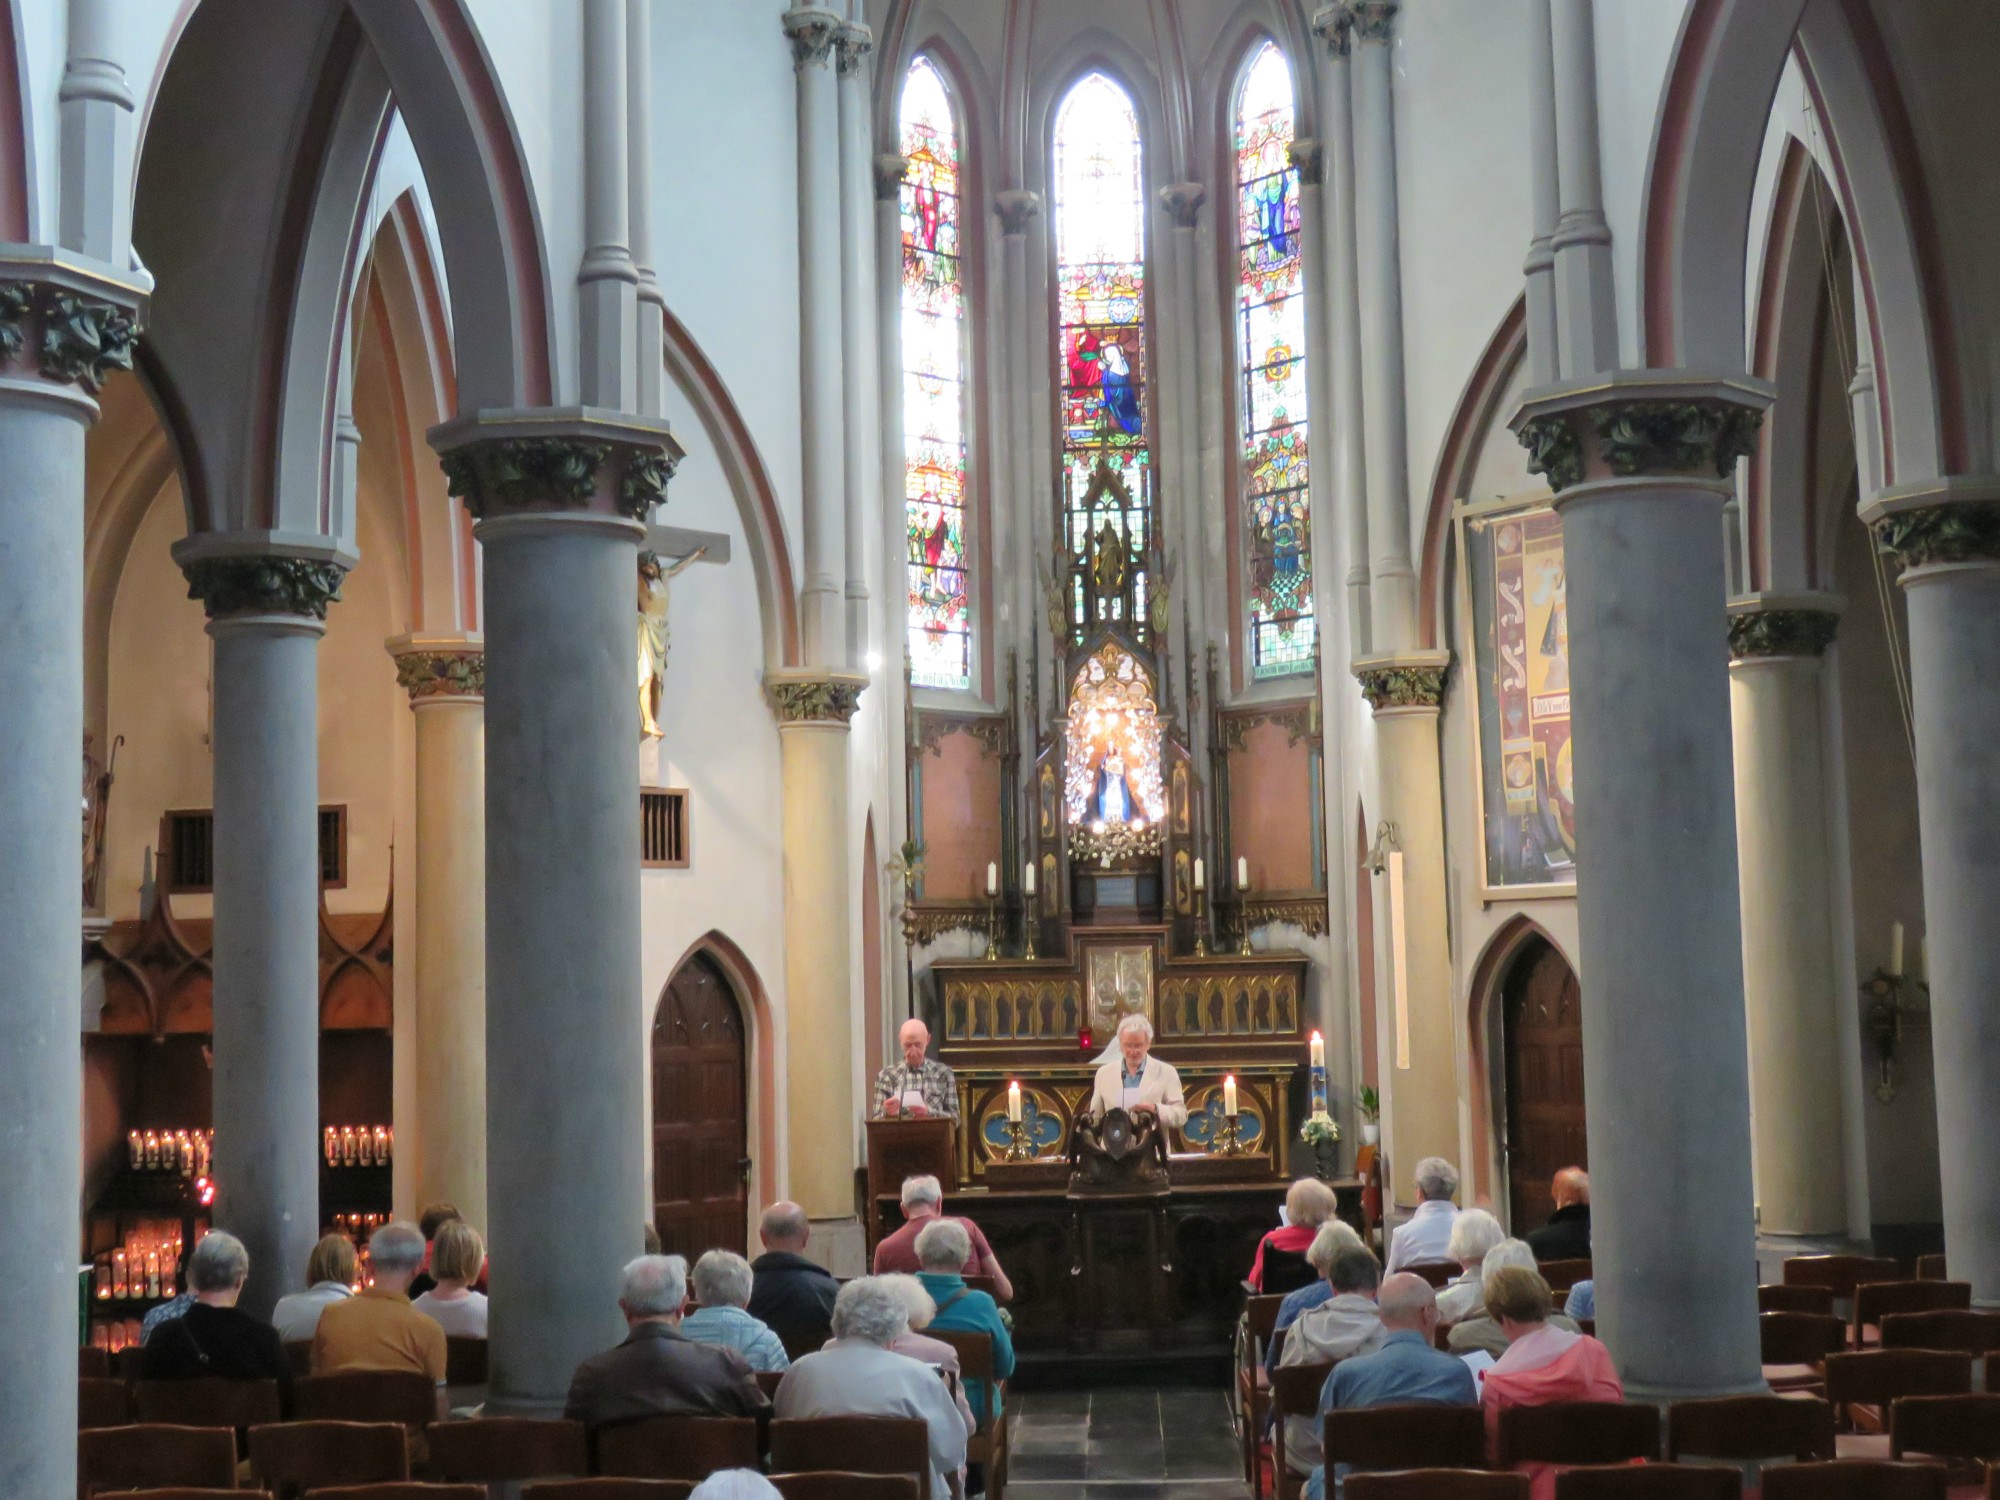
{"left": 1502, "top": 937, "right": 1586, "bottom": 1233}
{"left": 651, "top": 952, "right": 750, "bottom": 1257}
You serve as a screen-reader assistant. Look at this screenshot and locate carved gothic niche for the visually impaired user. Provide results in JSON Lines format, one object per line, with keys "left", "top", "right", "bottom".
{"left": 1064, "top": 642, "right": 1167, "bottom": 851}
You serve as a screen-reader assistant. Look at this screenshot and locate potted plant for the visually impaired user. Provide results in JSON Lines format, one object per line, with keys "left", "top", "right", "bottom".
{"left": 1357, "top": 1085, "right": 1380, "bottom": 1146}
{"left": 1298, "top": 1112, "right": 1341, "bottom": 1181}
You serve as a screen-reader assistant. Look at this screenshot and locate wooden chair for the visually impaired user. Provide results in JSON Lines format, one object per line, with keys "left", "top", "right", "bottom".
{"left": 926, "top": 1326, "right": 1009, "bottom": 1500}
{"left": 1263, "top": 1245, "right": 1318, "bottom": 1298}
{"left": 115, "top": 1347, "right": 150, "bottom": 1382}
{"left": 1856, "top": 1282, "right": 1973, "bottom": 1346}
{"left": 768, "top": 1417, "right": 930, "bottom": 1495}
{"left": 1496, "top": 1403, "right": 1661, "bottom": 1467}
{"left": 756, "top": 1370, "right": 785, "bottom": 1400}
{"left": 442, "top": 1338, "right": 487, "bottom": 1388}
{"left": 1324, "top": 1401, "right": 1488, "bottom": 1473}
{"left": 1882, "top": 1311, "right": 2000, "bottom": 1358}
{"left": 134, "top": 1377, "right": 284, "bottom": 1430}
{"left": 1889, "top": 1393, "right": 2000, "bottom": 1473}
{"left": 293, "top": 1372, "right": 436, "bottom": 1428}
{"left": 1664, "top": 1394, "right": 1835, "bottom": 1462}
{"left": 963, "top": 1275, "right": 999, "bottom": 1301}
{"left": 301, "top": 1488, "right": 486, "bottom": 1500}
{"left": 1550, "top": 1465, "right": 1738, "bottom": 1498}
{"left": 1240, "top": 1293, "right": 1287, "bottom": 1488}
{"left": 522, "top": 1483, "right": 695, "bottom": 1500}
{"left": 775, "top": 1319, "right": 832, "bottom": 1363}
{"left": 248, "top": 1420, "right": 411, "bottom": 1500}
{"left": 1271, "top": 1360, "right": 1335, "bottom": 1500}
{"left": 78, "top": 1425, "right": 239, "bottom": 1495}
{"left": 592, "top": 1415, "right": 759, "bottom": 1479}
{"left": 1823, "top": 1350, "right": 1975, "bottom": 1440}
{"left": 420, "top": 1417, "right": 588, "bottom": 1482}
{"left": 1785, "top": 1255, "right": 1901, "bottom": 1301}
{"left": 1538, "top": 1260, "right": 1592, "bottom": 1294}
{"left": 101, "top": 1491, "right": 271, "bottom": 1500}
{"left": 768, "top": 1474, "right": 922, "bottom": 1500}
{"left": 285, "top": 1343, "right": 313, "bottom": 1377}
{"left": 1917, "top": 1255, "right": 1949, "bottom": 1282}
{"left": 1760, "top": 1311, "right": 1848, "bottom": 1391}
{"left": 1404, "top": 1262, "right": 1460, "bottom": 1290}
{"left": 1759, "top": 1284, "right": 1836, "bottom": 1315}
{"left": 1345, "top": 1474, "right": 1528, "bottom": 1499}
{"left": 81, "top": 1345, "right": 113, "bottom": 1379}
{"left": 81, "top": 1376, "right": 135, "bottom": 1429}
{"left": 1761, "top": 1462, "right": 1947, "bottom": 1499}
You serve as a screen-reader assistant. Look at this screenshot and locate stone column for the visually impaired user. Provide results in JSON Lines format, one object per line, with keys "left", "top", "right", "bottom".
{"left": 995, "top": 190, "right": 1041, "bottom": 692}
{"left": 58, "top": 0, "right": 138, "bottom": 265}
{"left": 1160, "top": 182, "right": 1207, "bottom": 667}
{"left": 1728, "top": 596, "right": 1850, "bottom": 1239}
{"left": 1549, "top": 0, "right": 1618, "bottom": 377}
{"left": 1868, "top": 491, "right": 2000, "bottom": 1306}
{"left": 177, "top": 551, "right": 347, "bottom": 1317}
{"left": 578, "top": 0, "right": 637, "bottom": 409}
{"left": 0, "top": 262, "right": 140, "bottom": 1499}
{"left": 1523, "top": 0, "right": 1561, "bottom": 385}
{"left": 836, "top": 23, "right": 877, "bottom": 667}
{"left": 1515, "top": 380, "right": 1767, "bottom": 1397}
{"left": 768, "top": 673, "right": 867, "bottom": 1228}
{"left": 433, "top": 410, "right": 680, "bottom": 1414}
{"left": 388, "top": 636, "right": 487, "bottom": 1228}
{"left": 627, "top": 0, "right": 665, "bottom": 420}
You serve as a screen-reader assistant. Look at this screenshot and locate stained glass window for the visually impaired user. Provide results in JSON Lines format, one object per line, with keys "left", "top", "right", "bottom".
{"left": 901, "top": 57, "right": 971, "bottom": 690}
{"left": 1236, "top": 42, "right": 1315, "bottom": 677}
{"left": 1054, "top": 73, "right": 1150, "bottom": 636}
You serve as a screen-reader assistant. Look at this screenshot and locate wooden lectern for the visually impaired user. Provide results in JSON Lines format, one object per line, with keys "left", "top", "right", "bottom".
{"left": 864, "top": 1116, "right": 956, "bottom": 1248}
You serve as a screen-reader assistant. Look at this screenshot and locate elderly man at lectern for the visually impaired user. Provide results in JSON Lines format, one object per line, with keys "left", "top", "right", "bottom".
{"left": 1090, "top": 1013, "right": 1188, "bottom": 1128}
{"left": 873, "top": 1018, "right": 959, "bottom": 1120}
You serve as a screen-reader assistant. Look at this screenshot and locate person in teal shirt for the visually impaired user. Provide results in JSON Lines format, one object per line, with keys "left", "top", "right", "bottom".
{"left": 913, "top": 1218, "right": 1013, "bottom": 1427}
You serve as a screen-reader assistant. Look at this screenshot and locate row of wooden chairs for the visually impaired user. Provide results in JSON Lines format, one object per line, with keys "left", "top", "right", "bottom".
{"left": 80, "top": 1371, "right": 439, "bottom": 1432}
{"left": 1341, "top": 1461, "right": 1999, "bottom": 1498}
{"left": 85, "top": 1475, "right": 919, "bottom": 1500}
{"left": 79, "top": 1338, "right": 490, "bottom": 1387}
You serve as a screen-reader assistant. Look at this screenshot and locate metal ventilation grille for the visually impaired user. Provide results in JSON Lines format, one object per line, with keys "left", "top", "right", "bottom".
{"left": 161, "top": 805, "right": 347, "bottom": 892}
{"left": 641, "top": 788, "right": 689, "bottom": 868}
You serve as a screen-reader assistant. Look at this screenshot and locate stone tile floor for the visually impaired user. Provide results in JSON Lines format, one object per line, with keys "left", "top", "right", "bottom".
{"left": 1006, "top": 1386, "right": 1249, "bottom": 1500}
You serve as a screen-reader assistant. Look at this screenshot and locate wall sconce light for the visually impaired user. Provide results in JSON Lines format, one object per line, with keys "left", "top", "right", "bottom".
{"left": 1364, "top": 822, "right": 1410, "bottom": 1071}
{"left": 1864, "top": 924, "right": 1929, "bottom": 1104}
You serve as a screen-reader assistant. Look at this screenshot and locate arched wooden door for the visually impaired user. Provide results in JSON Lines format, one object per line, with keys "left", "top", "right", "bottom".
{"left": 1502, "top": 937, "right": 1586, "bottom": 1234}
{"left": 652, "top": 953, "right": 750, "bottom": 1257}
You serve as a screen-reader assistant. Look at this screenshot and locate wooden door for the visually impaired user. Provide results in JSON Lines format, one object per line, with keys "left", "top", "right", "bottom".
{"left": 652, "top": 953, "right": 749, "bottom": 1257}
{"left": 1502, "top": 938, "right": 1586, "bottom": 1234}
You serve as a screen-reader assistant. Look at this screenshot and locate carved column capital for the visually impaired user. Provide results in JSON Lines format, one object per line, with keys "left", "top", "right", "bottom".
{"left": 0, "top": 254, "right": 146, "bottom": 396}
{"left": 994, "top": 189, "right": 1041, "bottom": 236}
{"left": 1511, "top": 374, "right": 1771, "bottom": 494}
{"left": 388, "top": 636, "right": 486, "bottom": 702}
{"left": 782, "top": 6, "right": 843, "bottom": 70}
{"left": 1311, "top": 4, "right": 1355, "bottom": 57}
{"left": 767, "top": 671, "right": 869, "bottom": 725}
{"left": 430, "top": 407, "right": 684, "bottom": 523}
{"left": 834, "top": 22, "right": 873, "bottom": 75}
{"left": 1726, "top": 600, "right": 1841, "bottom": 660}
{"left": 1288, "top": 137, "right": 1324, "bottom": 187}
{"left": 874, "top": 152, "right": 908, "bottom": 202}
{"left": 1353, "top": 651, "right": 1450, "bottom": 712}
{"left": 1866, "top": 494, "right": 2000, "bottom": 572}
{"left": 1350, "top": 1, "right": 1399, "bottom": 44}
{"left": 1158, "top": 182, "right": 1206, "bottom": 230}
{"left": 182, "top": 554, "right": 346, "bottom": 622}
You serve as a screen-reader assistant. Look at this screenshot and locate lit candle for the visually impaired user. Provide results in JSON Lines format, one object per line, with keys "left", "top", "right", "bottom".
{"left": 1008, "top": 1081, "right": 1023, "bottom": 1122}
{"left": 374, "top": 1126, "right": 390, "bottom": 1164}
{"left": 986, "top": 862, "right": 998, "bottom": 897}
{"left": 128, "top": 1130, "right": 142, "bottom": 1169}
{"left": 1310, "top": 1031, "right": 1324, "bottom": 1069}
{"left": 1889, "top": 921, "right": 1905, "bottom": 978}
{"left": 1223, "top": 1075, "right": 1239, "bottom": 1117}
{"left": 325, "top": 1126, "right": 338, "bottom": 1166}
{"left": 1023, "top": 862, "right": 1036, "bottom": 896}
{"left": 1237, "top": 856, "right": 1250, "bottom": 890}
{"left": 1193, "top": 857, "right": 1205, "bottom": 892}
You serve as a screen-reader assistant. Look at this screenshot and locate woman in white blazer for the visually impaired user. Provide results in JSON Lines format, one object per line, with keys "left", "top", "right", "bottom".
{"left": 1089, "top": 1013, "right": 1189, "bottom": 1129}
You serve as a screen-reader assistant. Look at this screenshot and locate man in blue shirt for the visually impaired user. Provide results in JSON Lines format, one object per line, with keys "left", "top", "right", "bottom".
{"left": 1304, "top": 1272, "right": 1478, "bottom": 1500}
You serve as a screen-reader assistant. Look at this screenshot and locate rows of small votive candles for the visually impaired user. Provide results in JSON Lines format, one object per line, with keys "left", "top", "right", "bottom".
{"left": 89, "top": 1318, "right": 146, "bottom": 1353}
{"left": 93, "top": 1219, "right": 188, "bottom": 1302}
{"left": 324, "top": 1125, "right": 394, "bottom": 1167}
{"left": 127, "top": 1128, "right": 212, "bottom": 1176}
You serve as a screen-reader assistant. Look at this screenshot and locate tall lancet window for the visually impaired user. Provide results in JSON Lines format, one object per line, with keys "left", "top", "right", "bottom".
{"left": 901, "top": 57, "right": 971, "bottom": 690}
{"left": 1235, "top": 42, "right": 1315, "bottom": 677}
{"left": 1054, "top": 72, "right": 1150, "bottom": 636}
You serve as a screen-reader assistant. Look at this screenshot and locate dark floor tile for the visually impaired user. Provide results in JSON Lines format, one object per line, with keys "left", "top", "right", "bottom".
{"left": 1006, "top": 1484, "right": 1091, "bottom": 1500}
{"left": 1014, "top": 1430, "right": 1091, "bottom": 1456}
{"left": 1025, "top": 1390, "right": 1094, "bottom": 1416}
{"left": 1012, "top": 1452, "right": 1091, "bottom": 1481}
{"left": 1087, "top": 1445, "right": 1168, "bottom": 1481}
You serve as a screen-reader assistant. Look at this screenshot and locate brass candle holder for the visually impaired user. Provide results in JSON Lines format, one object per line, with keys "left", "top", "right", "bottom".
{"left": 1022, "top": 909, "right": 1038, "bottom": 961}
{"left": 1212, "top": 1111, "right": 1248, "bottom": 1157}
{"left": 1001, "top": 1117, "right": 1034, "bottom": 1161}
{"left": 984, "top": 897, "right": 999, "bottom": 961}
{"left": 1193, "top": 888, "right": 1209, "bottom": 957}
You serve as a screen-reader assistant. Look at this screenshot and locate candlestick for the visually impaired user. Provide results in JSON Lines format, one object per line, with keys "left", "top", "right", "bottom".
{"left": 986, "top": 862, "right": 998, "bottom": 897}
{"left": 1223, "top": 1074, "right": 1239, "bottom": 1116}
{"left": 1212, "top": 1109, "right": 1246, "bottom": 1157}
{"left": 1310, "top": 1031, "right": 1324, "bottom": 1069}
{"left": 984, "top": 896, "right": 999, "bottom": 961}
{"left": 1889, "top": 921, "right": 1905, "bottom": 978}
{"left": 1194, "top": 884, "right": 1208, "bottom": 957}
{"left": 1007, "top": 1081, "right": 1023, "bottom": 1122}
{"left": 1023, "top": 861, "right": 1035, "bottom": 896}
{"left": 1001, "top": 1116, "right": 1033, "bottom": 1161}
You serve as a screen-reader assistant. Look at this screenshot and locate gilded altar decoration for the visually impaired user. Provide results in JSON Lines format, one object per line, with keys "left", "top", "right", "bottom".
{"left": 1063, "top": 642, "right": 1166, "bottom": 837}
{"left": 978, "top": 1085, "right": 1065, "bottom": 1160}
{"left": 1086, "top": 945, "right": 1153, "bottom": 1037}
{"left": 1182, "top": 1084, "right": 1266, "bottom": 1155}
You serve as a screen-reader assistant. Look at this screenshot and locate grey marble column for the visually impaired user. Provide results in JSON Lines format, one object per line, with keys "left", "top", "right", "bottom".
{"left": 578, "top": 0, "right": 637, "bottom": 410}
{"left": 1549, "top": 0, "right": 1618, "bottom": 377}
{"left": 836, "top": 23, "right": 877, "bottom": 668}
{"left": 435, "top": 411, "right": 681, "bottom": 1414}
{"left": 178, "top": 554, "right": 345, "bottom": 1316}
{"left": 1515, "top": 382, "right": 1768, "bottom": 1398}
{"left": 0, "top": 264, "right": 139, "bottom": 1499}
{"left": 1524, "top": 0, "right": 1560, "bottom": 385}
{"left": 1870, "top": 494, "right": 2000, "bottom": 1306}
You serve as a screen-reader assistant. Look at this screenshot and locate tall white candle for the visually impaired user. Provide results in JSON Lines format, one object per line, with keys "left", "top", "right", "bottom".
{"left": 1008, "top": 1080, "right": 1022, "bottom": 1122}
{"left": 1237, "top": 856, "right": 1250, "bottom": 890}
{"left": 1193, "top": 857, "right": 1205, "bottom": 891}
{"left": 1223, "top": 1074, "right": 1239, "bottom": 1116}
{"left": 986, "top": 862, "right": 998, "bottom": 897}
{"left": 1310, "top": 1031, "right": 1324, "bottom": 1069}
{"left": 1889, "top": 921, "right": 1905, "bottom": 978}
{"left": 1023, "top": 861, "right": 1035, "bottom": 895}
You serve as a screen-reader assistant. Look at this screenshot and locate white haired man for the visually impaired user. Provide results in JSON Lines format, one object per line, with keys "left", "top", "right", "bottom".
{"left": 312, "top": 1221, "right": 446, "bottom": 1387}
{"left": 747, "top": 1200, "right": 839, "bottom": 1357}
{"left": 1277, "top": 1246, "right": 1388, "bottom": 1477}
{"left": 873, "top": 1017, "right": 958, "bottom": 1119}
{"left": 682, "top": 1249, "right": 789, "bottom": 1372}
{"left": 565, "top": 1254, "right": 768, "bottom": 1431}
{"left": 1445, "top": 1238, "right": 1580, "bottom": 1359}
{"left": 1384, "top": 1156, "right": 1461, "bottom": 1272}
{"left": 1435, "top": 1207, "right": 1506, "bottom": 1322}
{"left": 141, "top": 1230, "right": 292, "bottom": 1394}
{"left": 776, "top": 1276, "right": 970, "bottom": 1500}
{"left": 871, "top": 1174, "right": 1014, "bottom": 1303}
{"left": 1087, "top": 1013, "right": 1188, "bottom": 1128}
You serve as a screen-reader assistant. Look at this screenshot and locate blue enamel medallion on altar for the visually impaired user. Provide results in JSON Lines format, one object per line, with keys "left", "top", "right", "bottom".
{"left": 1182, "top": 1093, "right": 1264, "bottom": 1151}
{"left": 982, "top": 1096, "right": 1064, "bottom": 1155}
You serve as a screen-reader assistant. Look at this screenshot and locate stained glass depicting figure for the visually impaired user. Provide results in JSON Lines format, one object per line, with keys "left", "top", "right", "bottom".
{"left": 901, "top": 57, "right": 971, "bottom": 689}
{"left": 1236, "top": 43, "right": 1316, "bottom": 677}
{"left": 1054, "top": 72, "right": 1151, "bottom": 634}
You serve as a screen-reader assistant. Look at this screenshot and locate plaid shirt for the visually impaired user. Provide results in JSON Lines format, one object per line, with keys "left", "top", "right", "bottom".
{"left": 872, "top": 1057, "right": 959, "bottom": 1119}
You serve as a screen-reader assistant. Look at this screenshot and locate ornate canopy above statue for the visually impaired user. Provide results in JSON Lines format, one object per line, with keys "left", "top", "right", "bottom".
{"left": 1064, "top": 641, "right": 1166, "bottom": 864}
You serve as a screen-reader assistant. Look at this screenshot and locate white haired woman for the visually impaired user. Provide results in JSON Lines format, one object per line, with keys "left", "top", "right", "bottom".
{"left": 775, "top": 1276, "right": 969, "bottom": 1500}
{"left": 682, "top": 1249, "right": 789, "bottom": 1372}
{"left": 1436, "top": 1207, "right": 1506, "bottom": 1323}
{"left": 140, "top": 1229, "right": 293, "bottom": 1394}
{"left": 1446, "top": 1239, "right": 1580, "bottom": 1359}
{"left": 1088, "top": 1012, "right": 1188, "bottom": 1128}
{"left": 879, "top": 1273, "right": 976, "bottom": 1435}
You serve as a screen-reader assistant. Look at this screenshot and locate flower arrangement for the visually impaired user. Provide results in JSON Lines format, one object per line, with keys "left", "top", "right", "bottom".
{"left": 1298, "top": 1113, "right": 1340, "bottom": 1147}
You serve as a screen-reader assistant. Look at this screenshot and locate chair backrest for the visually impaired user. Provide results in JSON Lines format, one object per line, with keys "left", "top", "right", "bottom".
{"left": 1497, "top": 1402, "right": 1661, "bottom": 1466}
{"left": 1538, "top": 1260, "right": 1592, "bottom": 1294}
{"left": 443, "top": 1337, "right": 487, "bottom": 1387}
{"left": 1272, "top": 1361, "right": 1334, "bottom": 1423}
{"left": 302, "top": 1487, "right": 486, "bottom": 1500}
{"left": 1857, "top": 1281, "right": 1974, "bottom": 1336}
{"left": 1246, "top": 1293, "right": 1287, "bottom": 1345}
{"left": 1263, "top": 1245, "right": 1318, "bottom": 1297}
{"left": 1758, "top": 1311, "right": 1847, "bottom": 1366}
{"left": 593, "top": 1415, "right": 760, "bottom": 1480}
{"left": 420, "top": 1417, "right": 587, "bottom": 1481}
{"left": 1890, "top": 1394, "right": 2000, "bottom": 1462}
{"left": 80, "top": 1376, "right": 135, "bottom": 1429}
{"left": 1665, "top": 1394, "right": 1835, "bottom": 1461}
{"left": 134, "top": 1376, "right": 285, "bottom": 1429}
{"left": 769, "top": 1417, "right": 930, "bottom": 1487}
{"left": 768, "top": 1473, "right": 923, "bottom": 1500}
{"left": 293, "top": 1372, "right": 436, "bottom": 1428}
{"left": 925, "top": 1326, "right": 993, "bottom": 1383}
{"left": 81, "top": 1345, "right": 113, "bottom": 1380}
{"left": 963, "top": 1275, "right": 998, "bottom": 1300}
{"left": 249, "top": 1420, "right": 411, "bottom": 1496}
{"left": 1323, "top": 1402, "right": 1487, "bottom": 1471}
{"left": 285, "top": 1343, "right": 314, "bottom": 1377}
{"left": 1784, "top": 1255, "right": 1900, "bottom": 1297}
{"left": 1404, "top": 1262, "right": 1459, "bottom": 1290}
{"left": 756, "top": 1370, "right": 785, "bottom": 1400}
{"left": 115, "top": 1347, "right": 150, "bottom": 1382}
{"left": 78, "top": 1424, "right": 239, "bottom": 1495}
{"left": 522, "top": 1483, "right": 696, "bottom": 1500}
{"left": 1916, "top": 1255, "right": 1948, "bottom": 1281}
{"left": 1824, "top": 1350, "right": 1974, "bottom": 1424}
{"left": 103, "top": 1491, "right": 272, "bottom": 1500}
{"left": 1344, "top": 1472, "right": 1529, "bottom": 1499}
{"left": 1882, "top": 1311, "right": 2000, "bottom": 1356}
{"left": 1550, "top": 1464, "right": 1740, "bottom": 1499}
{"left": 1758, "top": 1284, "right": 1835, "bottom": 1315}
{"left": 1761, "top": 1462, "right": 1948, "bottom": 1500}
